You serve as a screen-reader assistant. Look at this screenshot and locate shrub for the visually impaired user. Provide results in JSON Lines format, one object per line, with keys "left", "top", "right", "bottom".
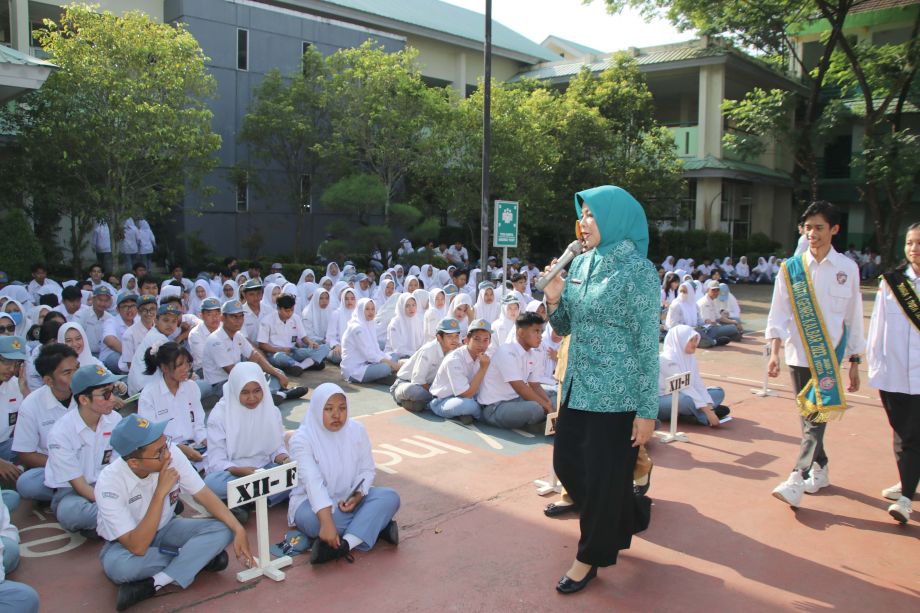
{"left": 0, "top": 209, "right": 45, "bottom": 281}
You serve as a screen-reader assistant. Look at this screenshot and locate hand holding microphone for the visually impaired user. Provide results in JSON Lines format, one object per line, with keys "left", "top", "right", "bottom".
{"left": 537, "top": 240, "right": 584, "bottom": 301}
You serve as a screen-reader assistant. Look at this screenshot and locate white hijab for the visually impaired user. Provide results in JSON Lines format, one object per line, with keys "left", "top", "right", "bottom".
{"left": 297, "top": 269, "right": 318, "bottom": 304}
{"left": 673, "top": 282, "right": 699, "bottom": 327}
{"left": 344, "top": 298, "right": 386, "bottom": 362}
{"left": 302, "top": 288, "right": 331, "bottom": 339}
{"left": 220, "top": 280, "right": 239, "bottom": 305}
{"left": 420, "top": 264, "right": 440, "bottom": 289}
{"left": 473, "top": 286, "right": 500, "bottom": 322}
{"left": 3, "top": 298, "right": 31, "bottom": 337}
{"left": 387, "top": 293, "right": 425, "bottom": 355}
{"left": 325, "top": 262, "right": 342, "bottom": 285}
{"left": 329, "top": 281, "right": 351, "bottom": 310}
{"left": 412, "top": 289, "right": 429, "bottom": 312}
{"left": 58, "top": 322, "right": 103, "bottom": 367}
{"left": 403, "top": 275, "right": 420, "bottom": 294}
{"left": 661, "top": 325, "right": 713, "bottom": 407}
{"left": 662, "top": 256, "right": 675, "bottom": 272}
{"left": 260, "top": 283, "right": 280, "bottom": 312}
{"left": 374, "top": 278, "right": 396, "bottom": 304}
{"left": 120, "top": 273, "right": 138, "bottom": 293}
{"left": 188, "top": 279, "right": 212, "bottom": 315}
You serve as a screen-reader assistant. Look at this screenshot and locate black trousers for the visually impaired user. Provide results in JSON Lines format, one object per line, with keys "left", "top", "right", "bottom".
{"left": 879, "top": 390, "right": 920, "bottom": 499}
{"left": 790, "top": 366, "right": 829, "bottom": 474}
{"left": 553, "top": 408, "right": 638, "bottom": 567}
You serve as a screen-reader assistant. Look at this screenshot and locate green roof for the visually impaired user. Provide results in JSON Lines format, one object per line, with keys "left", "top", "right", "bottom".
{"left": 542, "top": 35, "right": 606, "bottom": 57}
{"left": 0, "top": 45, "right": 55, "bottom": 68}
{"left": 682, "top": 155, "right": 792, "bottom": 182}
{"left": 841, "top": 96, "right": 920, "bottom": 115}
{"left": 317, "top": 1, "right": 559, "bottom": 62}
{"left": 790, "top": 1, "right": 919, "bottom": 36}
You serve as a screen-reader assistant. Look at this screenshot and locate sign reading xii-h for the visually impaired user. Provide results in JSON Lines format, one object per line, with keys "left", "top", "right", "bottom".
{"left": 494, "top": 200, "right": 519, "bottom": 248}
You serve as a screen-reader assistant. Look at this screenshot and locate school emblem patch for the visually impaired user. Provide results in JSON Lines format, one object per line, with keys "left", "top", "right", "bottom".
{"left": 819, "top": 377, "right": 835, "bottom": 391}
{"left": 136, "top": 417, "right": 149, "bottom": 428}
{"left": 836, "top": 272, "right": 847, "bottom": 285}
{"left": 95, "top": 365, "right": 106, "bottom": 376}
{"left": 10, "top": 339, "right": 21, "bottom": 350}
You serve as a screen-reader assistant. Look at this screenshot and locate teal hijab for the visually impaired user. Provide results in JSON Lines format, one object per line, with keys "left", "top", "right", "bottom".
{"left": 574, "top": 185, "right": 649, "bottom": 257}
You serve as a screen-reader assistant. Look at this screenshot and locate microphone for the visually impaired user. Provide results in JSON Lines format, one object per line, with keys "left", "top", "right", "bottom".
{"left": 535, "top": 240, "right": 583, "bottom": 292}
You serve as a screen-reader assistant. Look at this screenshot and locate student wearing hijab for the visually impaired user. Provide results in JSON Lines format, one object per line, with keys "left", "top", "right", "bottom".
{"left": 325, "top": 262, "right": 343, "bottom": 286}
{"left": 188, "top": 280, "right": 212, "bottom": 316}
{"left": 390, "top": 318, "right": 462, "bottom": 412}
{"left": 204, "top": 362, "right": 290, "bottom": 523}
{"left": 325, "top": 288, "right": 357, "bottom": 365}
{"left": 302, "top": 289, "right": 332, "bottom": 345}
{"left": 665, "top": 282, "right": 717, "bottom": 348}
{"left": 328, "top": 281, "right": 350, "bottom": 311}
{"left": 403, "top": 276, "right": 420, "bottom": 294}
{"left": 286, "top": 383, "right": 400, "bottom": 565}
{"left": 341, "top": 299, "right": 401, "bottom": 384}
{"left": 297, "top": 269, "right": 318, "bottom": 306}
{"left": 219, "top": 280, "right": 239, "bottom": 306}
{"left": 386, "top": 294, "right": 425, "bottom": 359}
{"left": 120, "top": 274, "right": 138, "bottom": 295}
{"left": 423, "top": 288, "right": 448, "bottom": 341}
{"left": 735, "top": 256, "right": 751, "bottom": 282}
{"left": 752, "top": 257, "right": 772, "bottom": 283}
{"left": 658, "top": 326, "right": 729, "bottom": 427}
{"left": 420, "top": 264, "right": 439, "bottom": 290}
{"left": 2, "top": 299, "right": 30, "bottom": 339}
{"left": 474, "top": 282, "right": 500, "bottom": 323}
{"left": 488, "top": 295, "right": 521, "bottom": 355}
{"left": 448, "top": 293, "right": 474, "bottom": 337}
{"left": 58, "top": 322, "right": 103, "bottom": 369}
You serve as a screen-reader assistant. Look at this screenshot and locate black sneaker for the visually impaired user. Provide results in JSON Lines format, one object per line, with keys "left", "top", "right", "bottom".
{"left": 306, "top": 360, "right": 326, "bottom": 371}
{"left": 203, "top": 550, "right": 229, "bottom": 572}
{"left": 230, "top": 506, "right": 250, "bottom": 524}
{"left": 116, "top": 577, "right": 155, "bottom": 611}
{"left": 283, "top": 386, "right": 308, "bottom": 400}
{"left": 714, "top": 405, "right": 731, "bottom": 419}
{"left": 271, "top": 392, "right": 287, "bottom": 405}
{"left": 378, "top": 520, "right": 399, "bottom": 545}
{"left": 310, "top": 539, "right": 353, "bottom": 565}
{"left": 174, "top": 500, "right": 185, "bottom": 516}
{"left": 282, "top": 364, "right": 304, "bottom": 377}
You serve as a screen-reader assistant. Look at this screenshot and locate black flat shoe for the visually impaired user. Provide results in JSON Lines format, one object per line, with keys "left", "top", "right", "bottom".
{"left": 307, "top": 360, "right": 326, "bottom": 371}
{"left": 116, "top": 577, "right": 155, "bottom": 611}
{"left": 203, "top": 550, "right": 229, "bottom": 572}
{"left": 635, "top": 463, "right": 653, "bottom": 497}
{"left": 544, "top": 502, "right": 580, "bottom": 518}
{"left": 310, "top": 540, "right": 354, "bottom": 565}
{"left": 556, "top": 566, "right": 598, "bottom": 595}
{"left": 378, "top": 520, "right": 399, "bottom": 545}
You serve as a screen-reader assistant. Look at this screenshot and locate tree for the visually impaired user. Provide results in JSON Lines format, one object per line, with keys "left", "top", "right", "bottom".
{"left": 3, "top": 4, "right": 220, "bottom": 273}
{"left": 0, "top": 209, "right": 45, "bottom": 280}
{"left": 239, "top": 47, "right": 329, "bottom": 260}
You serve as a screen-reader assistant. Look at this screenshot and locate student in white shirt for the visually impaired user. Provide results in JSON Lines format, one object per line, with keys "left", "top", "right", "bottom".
{"left": 287, "top": 383, "right": 400, "bottom": 565}
{"left": 325, "top": 289, "right": 357, "bottom": 365}
{"left": 58, "top": 322, "right": 103, "bottom": 369}
{"left": 697, "top": 280, "right": 743, "bottom": 343}
{"left": 302, "top": 289, "right": 332, "bottom": 346}
{"left": 121, "top": 219, "right": 140, "bottom": 270}
{"left": 13, "top": 344, "right": 78, "bottom": 502}
{"left": 239, "top": 279, "right": 265, "bottom": 347}
{"left": 423, "top": 289, "right": 448, "bottom": 341}
{"left": 187, "top": 298, "right": 222, "bottom": 382}
{"left": 95, "top": 414, "right": 254, "bottom": 611}
{"left": 386, "top": 294, "right": 425, "bottom": 359}
{"left": 867, "top": 223, "right": 920, "bottom": 523}
{"left": 657, "top": 326, "right": 728, "bottom": 427}
{"left": 474, "top": 282, "right": 500, "bottom": 323}
{"left": 477, "top": 311, "right": 555, "bottom": 429}
{"left": 27, "top": 263, "right": 62, "bottom": 306}
{"left": 99, "top": 293, "right": 137, "bottom": 374}
{"left": 53, "top": 286, "right": 87, "bottom": 323}
{"left": 118, "top": 294, "right": 157, "bottom": 373}
{"left": 429, "top": 319, "right": 492, "bottom": 422}
{"left": 390, "top": 317, "right": 462, "bottom": 413}
{"left": 446, "top": 241, "right": 469, "bottom": 267}
{"left": 92, "top": 221, "right": 112, "bottom": 272}
{"left": 75, "top": 286, "right": 115, "bottom": 357}
{"left": 488, "top": 295, "right": 520, "bottom": 355}
{"left": 341, "top": 299, "right": 401, "bottom": 384}
{"left": 138, "top": 342, "right": 207, "bottom": 465}
{"left": 45, "top": 364, "right": 124, "bottom": 532}
{"left": 0, "top": 337, "right": 28, "bottom": 499}
{"left": 767, "top": 201, "right": 865, "bottom": 509}
{"left": 258, "top": 294, "right": 330, "bottom": 376}
{"left": 127, "top": 303, "right": 181, "bottom": 395}
{"left": 203, "top": 363, "right": 291, "bottom": 514}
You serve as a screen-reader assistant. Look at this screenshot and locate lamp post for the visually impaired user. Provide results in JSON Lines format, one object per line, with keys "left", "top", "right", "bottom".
{"left": 480, "top": 0, "right": 492, "bottom": 270}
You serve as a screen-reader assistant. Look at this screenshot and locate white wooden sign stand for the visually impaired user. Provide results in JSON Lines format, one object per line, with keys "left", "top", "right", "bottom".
{"left": 228, "top": 462, "right": 298, "bottom": 583}
{"left": 751, "top": 343, "right": 777, "bottom": 397}
{"left": 655, "top": 372, "right": 691, "bottom": 443}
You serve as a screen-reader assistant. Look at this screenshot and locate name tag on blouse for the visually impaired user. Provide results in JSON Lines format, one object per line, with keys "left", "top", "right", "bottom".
{"left": 570, "top": 278, "right": 583, "bottom": 285}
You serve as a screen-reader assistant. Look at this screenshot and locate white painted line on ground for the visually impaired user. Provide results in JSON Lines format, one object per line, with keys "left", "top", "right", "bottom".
{"left": 512, "top": 429, "right": 536, "bottom": 438}
{"left": 463, "top": 423, "right": 504, "bottom": 450}
{"left": 413, "top": 435, "right": 472, "bottom": 454}
{"left": 374, "top": 407, "right": 403, "bottom": 415}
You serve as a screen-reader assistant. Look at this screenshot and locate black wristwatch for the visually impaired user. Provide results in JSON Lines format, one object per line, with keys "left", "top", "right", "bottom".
{"left": 849, "top": 355, "right": 861, "bottom": 364}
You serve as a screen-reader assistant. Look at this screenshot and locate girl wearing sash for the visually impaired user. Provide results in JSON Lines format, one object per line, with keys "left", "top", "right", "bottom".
{"left": 868, "top": 223, "right": 920, "bottom": 523}
{"left": 766, "top": 201, "right": 865, "bottom": 509}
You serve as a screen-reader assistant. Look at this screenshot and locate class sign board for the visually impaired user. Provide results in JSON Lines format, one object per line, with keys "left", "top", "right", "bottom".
{"left": 493, "top": 200, "right": 519, "bottom": 248}
{"left": 667, "top": 372, "right": 691, "bottom": 394}
{"left": 227, "top": 462, "right": 298, "bottom": 509}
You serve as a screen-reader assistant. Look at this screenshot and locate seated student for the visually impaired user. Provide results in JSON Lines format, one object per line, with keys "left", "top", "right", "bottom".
{"left": 74, "top": 286, "right": 115, "bottom": 358}
{"left": 25, "top": 316, "right": 65, "bottom": 392}
{"left": 477, "top": 312, "right": 555, "bottom": 429}
{"left": 386, "top": 294, "right": 425, "bottom": 359}
{"left": 95, "top": 415, "right": 255, "bottom": 611}
{"left": 58, "top": 322, "right": 103, "bottom": 369}
{"left": 665, "top": 282, "right": 718, "bottom": 348}
{"left": 201, "top": 301, "right": 305, "bottom": 404}
{"left": 204, "top": 363, "right": 290, "bottom": 522}
{"left": 735, "top": 256, "right": 751, "bottom": 282}
{"left": 658, "top": 325, "right": 729, "bottom": 427}
{"left": 118, "top": 295, "right": 157, "bottom": 374}
{"left": 287, "top": 383, "right": 400, "bottom": 565}
{"left": 13, "top": 344, "right": 78, "bottom": 502}
{"left": 390, "top": 318, "right": 462, "bottom": 413}
{"left": 473, "top": 282, "right": 500, "bottom": 323}
{"left": 0, "top": 499, "right": 38, "bottom": 613}
{"left": 325, "top": 288, "right": 357, "bottom": 365}
{"left": 448, "top": 293, "right": 474, "bottom": 337}
{"left": 423, "top": 289, "right": 449, "bottom": 340}
{"left": 0, "top": 337, "right": 28, "bottom": 495}
{"left": 127, "top": 302, "right": 181, "bottom": 395}
{"left": 45, "top": 364, "right": 124, "bottom": 533}
{"left": 257, "top": 294, "right": 329, "bottom": 376}
{"left": 488, "top": 295, "right": 520, "bottom": 356}
{"left": 697, "top": 280, "right": 743, "bottom": 344}
{"left": 187, "top": 297, "right": 222, "bottom": 385}
{"left": 341, "top": 299, "right": 401, "bottom": 384}
{"left": 717, "top": 283, "right": 743, "bottom": 328}
{"left": 428, "top": 319, "right": 492, "bottom": 423}
{"left": 100, "top": 293, "right": 138, "bottom": 374}
{"left": 53, "top": 285, "right": 88, "bottom": 323}
{"left": 302, "top": 288, "right": 332, "bottom": 348}
{"left": 138, "top": 343, "right": 207, "bottom": 465}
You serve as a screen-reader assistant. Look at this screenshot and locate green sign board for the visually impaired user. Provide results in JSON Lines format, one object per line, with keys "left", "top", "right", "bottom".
{"left": 493, "top": 200, "right": 519, "bottom": 248}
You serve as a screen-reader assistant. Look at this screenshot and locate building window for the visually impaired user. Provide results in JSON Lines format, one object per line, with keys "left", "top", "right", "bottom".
{"left": 302, "top": 41, "right": 312, "bottom": 75}
{"left": 237, "top": 28, "right": 248, "bottom": 71}
{"left": 300, "top": 174, "right": 312, "bottom": 213}
{"left": 236, "top": 176, "right": 249, "bottom": 212}
{"left": 721, "top": 180, "right": 752, "bottom": 239}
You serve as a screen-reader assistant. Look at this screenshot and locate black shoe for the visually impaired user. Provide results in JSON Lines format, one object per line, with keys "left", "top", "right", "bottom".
{"left": 378, "top": 520, "right": 399, "bottom": 545}
{"left": 455, "top": 415, "right": 474, "bottom": 425}
{"left": 716, "top": 336, "right": 731, "bottom": 346}
{"left": 714, "top": 405, "right": 731, "bottom": 419}
{"left": 282, "top": 364, "right": 304, "bottom": 377}
{"left": 116, "top": 577, "right": 156, "bottom": 611}
{"left": 310, "top": 539, "right": 353, "bottom": 565}
{"left": 203, "top": 550, "right": 229, "bottom": 572}
{"left": 283, "top": 386, "right": 308, "bottom": 401}
{"left": 271, "top": 392, "right": 286, "bottom": 405}
{"left": 230, "top": 506, "right": 250, "bottom": 524}
{"left": 556, "top": 566, "right": 598, "bottom": 595}
{"left": 174, "top": 500, "right": 185, "bottom": 516}
{"left": 635, "top": 464, "right": 653, "bottom": 497}
{"left": 306, "top": 360, "right": 326, "bottom": 371}
{"left": 544, "top": 502, "right": 580, "bottom": 518}
{"left": 79, "top": 528, "right": 101, "bottom": 540}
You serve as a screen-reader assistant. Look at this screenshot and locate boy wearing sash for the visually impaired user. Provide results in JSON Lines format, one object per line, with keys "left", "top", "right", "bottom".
{"left": 868, "top": 222, "right": 920, "bottom": 523}
{"left": 766, "top": 201, "right": 865, "bottom": 508}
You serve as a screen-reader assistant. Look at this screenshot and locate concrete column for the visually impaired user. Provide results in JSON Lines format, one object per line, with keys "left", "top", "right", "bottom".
{"left": 695, "top": 177, "right": 722, "bottom": 231}
{"left": 697, "top": 64, "right": 725, "bottom": 159}
{"left": 11, "top": 0, "right": 29, "bottom": 52}
{"left": 454, "top": 52, "right": 467, "bottom": 97}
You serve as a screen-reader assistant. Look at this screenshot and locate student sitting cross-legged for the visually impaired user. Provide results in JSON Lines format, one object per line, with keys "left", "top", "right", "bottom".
{"left": 428, "top": 319, "right": 493, "bottom": 424}
{"left": 657, "top": 325, "right": 729, "bottom": 427}
{"left": 287, "top": 383, "right": 400, "bottom": 565}
{"left": 203, "top": 362, "right": 291, "bottom": 524}
{"left": 95, "top": 414, "right": 255, "bottom": 611}
{"left": 389, "top": 317, "right": 462, "bottom": 413}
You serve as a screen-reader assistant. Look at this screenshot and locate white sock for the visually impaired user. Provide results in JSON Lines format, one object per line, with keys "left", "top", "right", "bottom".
{"left": 152, "top": 572, "right": 173, "bottom": 590}
{"left": 276, "top": 390, "right": 288, "bottom": 399}
{"left": 343, "top": 534, "right": 363, "bottom": 551}
{"left": 299, "top": 358, "right": 314, "bottom": 369}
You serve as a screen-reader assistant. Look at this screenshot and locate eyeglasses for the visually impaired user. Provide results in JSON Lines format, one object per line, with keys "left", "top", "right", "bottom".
{"left": 139, "top": 307, "right": 157, "bottom": 314}
{"left": 0, "top": 325, "right": 14, "bottom": 334}
{"left": 92, "top": 388, "right": 115, "bottom": 400}
{"left": 136, "top": 436, "right": 172, "bottom": 460}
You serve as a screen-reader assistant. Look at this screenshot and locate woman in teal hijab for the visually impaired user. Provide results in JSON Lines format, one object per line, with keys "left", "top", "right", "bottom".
{"left": 544, "top": 185, "right": 659, "bottom": 595}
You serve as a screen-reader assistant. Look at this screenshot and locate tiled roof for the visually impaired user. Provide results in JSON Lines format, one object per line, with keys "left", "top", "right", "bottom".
{"left": 541, "top": 35, "right": 606, "bottom": 57}
{"left": 0, "top": 45, "right": 55, "bottom": 68}
{"left": 682, "top": 155, "right": 791, "bottom": 181}
{"left": 851, "top": 0, "right": 919, "bottom": 14}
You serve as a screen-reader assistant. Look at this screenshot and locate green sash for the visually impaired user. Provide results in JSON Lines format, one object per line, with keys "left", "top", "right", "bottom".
{"left": 782, "top": 255, "right": 848, "bottom": 422}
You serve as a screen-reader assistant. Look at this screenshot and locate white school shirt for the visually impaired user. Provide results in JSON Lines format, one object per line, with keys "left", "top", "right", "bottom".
{"left": 765, "top": 248, "right": 866, "bottom": 368}
{"left": 868, "top": 268, "right": 920, "bottom": 395}
{"left": 0, "top": 378, "right": 22, "bottom": 444}
{"left": 205, "top": 402, "right": 286, "bottom": 472}
{"left": 202, "top": 327, "right": 254, "bottom": 385}
{"left": 95, "top": 444, "right": 204, "bottom": 541}
{"left": 187, "top": 320, "right": 218, "bottom": 372}
{"left": 257, "top": 311, "right": 305, "bottom": 350}
{"left": 696, "top": 296, "right": 722, "bottom": 324}
{"left": 45, "top": 410, "right": 122, "bottom": 488}
{"left": 477, "top": 341, "right": 537, "bottom": 406}
{"left": 241, "top": 303, "right": 262, "bottom": 346}
{"left": 53, "top": 304, "right": 90, "bottom": 324}
{"left": 12, "top": 385, "right": 75, "bottom": 456}
{"left": 127, "top": 328, "right": 169, "bottom": 395}
{"left": 138, "top": 377, "right": 207, "bottom": 444}
{"left": 99, "top": 316, "right": 130, "bottom": 364}
{"left": 447, "top": 245, "right": 468, "bottom": 265}
{"left": 92, "top": 223, "right": 111, "bottom": 253}
{"left": 118, "top": 320, "right": 151, "bottom": 372}
{"left": 396, "top": 340, "right": 445, "bottom": 386}
{"left": 27, "top": 279, "right": 62, "bottom": 305}
{"left": 75, "top": 308, "right": 115, "bottom": 356}
{"left": 430, "top": 347, "right": 481, "bottom": 399}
